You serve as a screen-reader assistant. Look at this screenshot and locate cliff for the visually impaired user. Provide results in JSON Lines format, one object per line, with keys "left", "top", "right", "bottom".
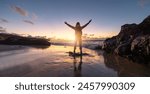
{"left": 103, "top": 15, "right": 150, "bottom": 63}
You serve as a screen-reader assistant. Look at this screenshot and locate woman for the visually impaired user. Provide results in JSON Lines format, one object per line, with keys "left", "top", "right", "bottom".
{"left": 65, "top": 19, "right": 92, "bottom": 54}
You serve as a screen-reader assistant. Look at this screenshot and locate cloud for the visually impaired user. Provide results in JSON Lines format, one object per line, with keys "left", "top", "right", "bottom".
{"left": 11, "top": 5, "right": 38, "bottom": 25}
{"left": 0, "top": 18, "right": 8, "bottom": 23}
{"left": 23, "top": 20, "right": 34, "bottom": 25}
{"left": 11, "top": 5, "right": 28, "bottom": 16}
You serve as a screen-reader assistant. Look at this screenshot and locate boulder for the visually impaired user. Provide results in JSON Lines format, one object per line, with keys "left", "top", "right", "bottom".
{"left": 103, "top": 15, "right": 150, "bottom": 63}
{"left": 102, "top": 36, "right": 117, "bottom": 52}
{"left": 131, "top": 35, "right": 150, "bottom": 57}
{"left": 118, "top": 24, "right": 139, "bottom": 42}
{"left": 114, "top": 41, "right": 131, "bottom": 56}
{"left": 139, "top": 15, "right": 150, "bottom": 35}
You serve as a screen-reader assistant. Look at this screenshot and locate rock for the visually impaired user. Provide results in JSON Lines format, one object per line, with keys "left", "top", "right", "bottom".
{"left": 139, "top": 15, "right": 150, "bottom": 35}
{"left": 102, "top": 36, "right": 117, "bottom": 52}
{"left": 131, "top": 35, "right": 150, "bottom": 57}
{"left": 114, "top": 41, "right": 131, "bottom": 56}
{"left": 103, "top": 15, "right": 150, "bottom": 63}
{"left": 0, "top": 33, "right": 51, "bottom": 46}
{"left": 118, "top": 24, "right": 139, "bottom": 42}
{"left": 94, "top": 45, "right": 102, "bottom": 50}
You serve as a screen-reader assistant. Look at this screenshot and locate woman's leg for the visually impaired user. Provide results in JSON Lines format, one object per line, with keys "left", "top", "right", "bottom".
{"left": 79, "top": 37, "right": 82, "bottom": 54}
{"left": 74, "top": 40, "right": 77, "bottom": 53}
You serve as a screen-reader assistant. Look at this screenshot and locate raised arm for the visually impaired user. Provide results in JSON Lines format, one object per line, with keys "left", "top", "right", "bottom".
{"left": 82, "top": 19, "right": 92, "bottom": 29}
{"left": 64, "top": 22, "right": 75, "bottom": 29}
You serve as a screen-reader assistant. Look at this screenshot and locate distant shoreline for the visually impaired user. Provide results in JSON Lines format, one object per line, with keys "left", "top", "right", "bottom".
{"left": 0, "top": 33, "right": 51, "bottom": 46}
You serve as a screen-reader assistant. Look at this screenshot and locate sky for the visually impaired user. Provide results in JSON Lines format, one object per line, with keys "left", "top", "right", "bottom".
{"left": 0, "top": 0, "right": 150, "bottom": 40}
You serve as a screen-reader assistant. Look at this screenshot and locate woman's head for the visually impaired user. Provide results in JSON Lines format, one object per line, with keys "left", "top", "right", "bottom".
{"left": 76, "top": 22, "right": 80, "bottom": 27}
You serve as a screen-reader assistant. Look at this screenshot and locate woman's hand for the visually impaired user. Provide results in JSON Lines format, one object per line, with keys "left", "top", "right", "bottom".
{"left": 89, "top": 19, "right": 92, "bottom": 22}
{"left": 64, "top": 22, "right": 67, "bottom": 24}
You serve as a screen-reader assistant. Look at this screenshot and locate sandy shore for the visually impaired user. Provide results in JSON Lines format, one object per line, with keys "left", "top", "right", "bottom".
{"left": 0, "top": 45, "right": 117, "bottom": 77}
{"left": 0, "top": 45, "right": 150, "bottom": 77}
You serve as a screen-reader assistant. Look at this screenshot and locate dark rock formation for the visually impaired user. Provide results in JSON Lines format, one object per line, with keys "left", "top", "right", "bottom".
{"left": 103, "top": 36, "right": 117, "bottom": 52}
{"left": 103, "top": 15, "right": 150, "bottom": 63}
{"left": 0, "top": 33, "right": 51, "bottom": 46}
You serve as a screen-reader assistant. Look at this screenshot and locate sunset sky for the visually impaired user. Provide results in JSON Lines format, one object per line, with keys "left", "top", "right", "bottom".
{"left": 0, "top": 0, "right": 150, "bottom": 40}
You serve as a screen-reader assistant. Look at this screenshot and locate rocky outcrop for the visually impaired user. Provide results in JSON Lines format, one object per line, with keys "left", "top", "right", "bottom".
{"left": 103, "top": 36, "right": 118, "bottom": 52}
{"left": 0, "top": 33, "right": 51, "bottom": 46}
{"left": 131, "top": 35, "right": 150, "bottom": 59}
{"left": 103, "top": 15, "right": 150, "bottom": 63}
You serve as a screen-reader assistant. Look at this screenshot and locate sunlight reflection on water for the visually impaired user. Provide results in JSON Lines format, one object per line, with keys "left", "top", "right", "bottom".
{"left": 0, "top": 45, "right": 150, "bottom": 77}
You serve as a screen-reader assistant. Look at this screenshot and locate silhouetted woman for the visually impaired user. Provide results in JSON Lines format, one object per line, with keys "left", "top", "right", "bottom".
{"left": 65, "top": 20, "right": 92, "bottom": 54}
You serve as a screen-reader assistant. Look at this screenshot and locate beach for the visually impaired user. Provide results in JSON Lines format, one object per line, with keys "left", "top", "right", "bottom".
{"left": 0, "top": 44, "right": 150, "bottom": 77}
{"left": 0, "top": 45, "right": 28, "bottom": 52}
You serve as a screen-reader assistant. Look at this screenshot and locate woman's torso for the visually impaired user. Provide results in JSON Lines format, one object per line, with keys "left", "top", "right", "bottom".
{"left": 75, "top": 27, "right": 82, "bottom": 36}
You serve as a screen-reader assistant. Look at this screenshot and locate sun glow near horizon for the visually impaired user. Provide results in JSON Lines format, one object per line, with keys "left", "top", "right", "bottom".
{"left": 9, "top": 28, "right": 118, "bottom": 41}
{"left": 8, "top": 23, "right": 118, "bottom": 41}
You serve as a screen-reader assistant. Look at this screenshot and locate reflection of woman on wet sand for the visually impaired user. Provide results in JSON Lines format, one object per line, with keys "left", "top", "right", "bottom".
{"left": 65, "top": 20, "right": 92, "bottom": 54}
{"left": 73, "top": 55, "right": 83, "bottom": 77}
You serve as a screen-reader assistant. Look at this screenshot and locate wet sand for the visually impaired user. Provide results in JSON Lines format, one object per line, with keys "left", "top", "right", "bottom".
{"left": 0, "top": 45, "right": 150, "bottom": 77}
{"left": 0, "top": 45, "right": 27, "bottom": 52}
